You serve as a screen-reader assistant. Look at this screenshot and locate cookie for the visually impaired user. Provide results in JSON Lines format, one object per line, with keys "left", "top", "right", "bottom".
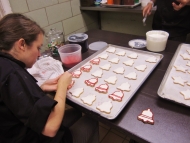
{"left": 108, "top": 90, "right": 124, "bottom": 102}
{"left": 174, "top": 65, "right": 187, "bottom": 73}
{"left": 91, "top": 69, "right": 103, "bottom": 78}
{"left": 172, "top": 76, "right": 187, "bottom": 86}
{"left": 90, "top": 58, "right": 100, "bottom": 65}
{"left": 180, "top": 53, "right": 190, "bottom": 60}
{"left": 99, "top": 53, "right": 109, "bottom": 60}
{"left": 80, "top": 65, "right": 92, "bottom": 72}
{"left": 187, "top": 49, "right": 190, "bottom": 55}
{"left": 124, "top": 72, "right": 137, "bottom": 80}
{"left": 106, "top": 47, "right": 116, "bottom": 53}
{"left": 95, "top": 83, "right": 109, "bottom": 94}
{"left": 117, "top": 82, "right": 131, "bottom": 92}
{"left": 145, "top": 56, "right": 157, "bottom": 63}
{"left": 116, "top": 50, "right": 126, "bottom": 56}
{"left": 180, "top": 89, "right": 190, "bottom": 100}
{"left": 135, "top": 65, "right": 147, "bottom": 72}
{"left": 85, "top": 78, "right": 98, "bottom": 87}
{"left": 186, "top": 61, "right": 190, "bottom": 67}
{"left": 100, "top": 63, "right": 111, "bottom": 71}
{"left": 128, "top": 53, "right": 138, "bottom": 59}
{"left": 72, "top": 70, "right": 82, "bottom": 78}
{"left": 67, "top": 80, "right": 75, "bottom": 90}
{"left": 113, "top": 67, "right": 125, "bottom": 74}
{"left": 109, "top": 57, "right": 120, "bottom": 64}
{"left": 96, "top": 101, "right": 113, "bottom": 114}
{"left": 81, "top": 94, "right": 96, "bottom": 105}
{"left": 69, "top": 88, "right": 84, "bottom": 98}
{"left": 137, "top": 109, "right": 154, "bottom": 125}
{"left": 123, "top": 59, "right": 134, "bottom": 66}
{"left": 104, "top": 76, "right": 117, "bottom": 84}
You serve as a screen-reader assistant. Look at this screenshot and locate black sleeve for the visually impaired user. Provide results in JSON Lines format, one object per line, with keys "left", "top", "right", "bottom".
{"left": 1, "top": 71, "right": 58, "bottom": 134}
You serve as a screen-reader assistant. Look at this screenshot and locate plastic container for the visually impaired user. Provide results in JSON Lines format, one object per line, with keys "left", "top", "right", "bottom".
{"left": 146, "top": 30, "right": 169, "bottom": 52}
{"left": 68, "top": 33, "right": 88, "bottom": 53}
{"left": 58, "top": 44, "right": 82, "bottom": 68}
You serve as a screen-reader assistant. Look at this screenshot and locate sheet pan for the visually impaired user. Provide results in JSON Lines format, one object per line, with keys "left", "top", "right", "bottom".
{"left": 158, "top": 44, "right": 190, "bottom": 107}
{"left": 67, "top": 44, "right": 163, "bottom": 119}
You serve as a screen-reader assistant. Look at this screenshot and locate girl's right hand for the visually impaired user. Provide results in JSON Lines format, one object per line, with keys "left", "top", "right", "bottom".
{"left": 143, "top": 3, "right": 153, "bottom": 17}
{"left": 57, "top": 71, "right": 72, "bottom": 90}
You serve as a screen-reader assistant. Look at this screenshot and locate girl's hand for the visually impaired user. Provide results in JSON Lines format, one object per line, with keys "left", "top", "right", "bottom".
{"left": 143, "top": 2, "right": 153, "bottom": 17}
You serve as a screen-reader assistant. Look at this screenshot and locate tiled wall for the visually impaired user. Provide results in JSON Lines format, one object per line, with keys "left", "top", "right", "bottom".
{"left": 9, "top": 0, "right": 99, "bottom": 51}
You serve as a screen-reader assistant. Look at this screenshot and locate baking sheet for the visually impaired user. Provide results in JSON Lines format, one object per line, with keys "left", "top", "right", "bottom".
{"left": 101, "top": 2, "right": 141, "bottom": 8}
{"left": 158, "top": 44, "right": 190, "bottom": 107}
{"left": 67, "top": 44, "right": 163, "bottom": 119}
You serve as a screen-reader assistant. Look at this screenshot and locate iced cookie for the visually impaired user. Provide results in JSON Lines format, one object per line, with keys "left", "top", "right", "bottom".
{"left": 80, "top": 65, "right": 92, "bottom": 72}
{"left": 91, "top": 69, "right": 103, "bottom": 78}
{"left": 99, "top": 53, "right": 109, "bottom": 60}
{"left": 117, "top": 82, "right": 131, "bottom": 92}
{"left": 124, "top": 72, "right": 137, "bottom": 80}
{"left": 135, "top": 65, "right": 147, "bottom": 72}
{"left": 186, "top": 61, "right": 190, "bottom": 67}
{"left": 69, "top": 88, "right": 84, "bottom": 98}
{"left": 96, "top": 101, "right": 113, "bottom": 114}
{"left": 113, "top": 67, "right": 125, "bottom": 74}
{"left": 181, "top": 53, "right": 190, "bottom": 60}
{"left": 85, "top": 78, "right": 98, "bottom": 87}
{"left": 104, "top": 76, "right": 117, "bottom": 84}
{"left": 180, "top": 89, "right": 190, "bottom": 100}
{"left": 172, "top": 76, "right": 187, "bottom": 86}
{"left": 81, "top": 94, "right": 96, "bottom": 105}
{"left": 108, "top": 90, "right": 124, "bottom": 102}
{"left": 174, "top": 65, "right": 187, "bottom": 73}
{"left": 137, "top": 109, "right": 154, "bottom": 125}
{"left": 95, "top": 83, "right": 109, "bottom": 94}
{"left": 146, "top": 56, "right": 157, "bottom": 63}
{"left": 106, "top": 47, "right": 116, "bottom": 53}
{"left": 72, "top": 70, "right": 82, "bottom": 78}
{"left": 123, "top": 59, "right": 134, "bottom": 66}
{"left": 100, "top": 63, "right": 111, "bottom": 71}
{"left": 116, "top": 50, "right": 126, "bottom": 56}
{"left": 187, "top": 82, "right": 190, "bottom": 86}
{"left": 90, "top": 58, "right": 100, "bottom": 65}
{"left": 128, "top": 53, "right": 138, "bottom": 59}
{"left": 109, "top": 57, "right": 120, "bottom": 64}
{"left": 187, "top": 49, "right": 190, "bottom": 55}
{"left": 67, "top": 80, "right": 75, "bottom": 90}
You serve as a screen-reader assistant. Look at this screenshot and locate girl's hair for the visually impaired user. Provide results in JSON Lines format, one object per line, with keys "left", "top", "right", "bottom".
{"left": 0, "top": 13, "right": 44, "bottom": 51}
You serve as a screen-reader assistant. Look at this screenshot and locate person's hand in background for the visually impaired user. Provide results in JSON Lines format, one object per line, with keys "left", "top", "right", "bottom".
{"left": 143, "top": 2, "right": 154, "bottom": 17}
{"left": 172, "top": 0, "right": 190, "bottom": 11}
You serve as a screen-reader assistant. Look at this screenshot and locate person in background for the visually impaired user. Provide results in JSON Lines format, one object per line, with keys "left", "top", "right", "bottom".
{"left": 143, "top": 0, "right": 190, "bottom": 42}
{"left": 0, "top": 13, "right": 99, "bottom": 143}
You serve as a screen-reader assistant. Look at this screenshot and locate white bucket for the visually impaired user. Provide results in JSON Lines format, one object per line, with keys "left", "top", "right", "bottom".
{"left": 146, "top": 30, "right": 169, "bottom": 52}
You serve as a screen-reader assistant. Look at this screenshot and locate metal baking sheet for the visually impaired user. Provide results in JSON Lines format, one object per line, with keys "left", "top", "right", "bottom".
{"left": 158, "top": 44, "right": 190, "bottom": 107}
{"left": 101, "top": 2, "right": 141, "bottom": 8}
{"left": 67, "top": 44, "right": 163, "bottom": 119}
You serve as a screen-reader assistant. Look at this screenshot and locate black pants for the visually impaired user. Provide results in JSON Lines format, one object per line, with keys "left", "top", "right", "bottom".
{"left": 62, "top": 108, "right": 99, "bottom": 143}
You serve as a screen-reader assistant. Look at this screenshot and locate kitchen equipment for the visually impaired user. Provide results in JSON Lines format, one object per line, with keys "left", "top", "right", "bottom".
{"left": 68, "top": 33, "right": 88, "bottom": 53}
{"left": 58, "top": 44, "right": 82, "bottom": 68}
{"left": 46, "top": 28, "right": 64, "bottom": 56}
{"left": 146, "top": 30, "right": 169, "bottom": 52}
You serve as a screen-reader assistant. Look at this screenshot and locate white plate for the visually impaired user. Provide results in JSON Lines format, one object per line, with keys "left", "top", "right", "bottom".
{"left": 128, "top": 39, "right": 146, "bottom": 48}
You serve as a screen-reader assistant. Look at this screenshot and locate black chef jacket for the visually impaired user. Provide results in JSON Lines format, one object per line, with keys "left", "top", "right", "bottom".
{"left": 0, "top": 52, "right": 66, "bottom": 143}
{"left": 153, "top": 0, "right": 190, "bottom": 39}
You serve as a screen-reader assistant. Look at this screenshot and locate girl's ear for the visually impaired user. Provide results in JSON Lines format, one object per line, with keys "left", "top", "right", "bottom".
{"left": 17, "top": 38, "right": 26, "bottom": 51}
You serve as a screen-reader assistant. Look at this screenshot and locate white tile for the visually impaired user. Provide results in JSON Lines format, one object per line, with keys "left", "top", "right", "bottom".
{"left": 62, "top": 14, "right": 85, "bottom": 35}
{"left": 75, "top": 27, "right": 86, "bottom": 33}
{"left": 24, "top": 8, "right": 48, "bottom": 27}
{"left": 59, "top": 0, "right": 70, "bottom": 3}
{"left": 46, "top": 2, "right": 72, "bottom": 24}
{"left": 9, "top": 0, "right": 29, "bottom": 13}
{"left": 71, "top": 0, "right": 81, "bottom": 16}
{"left": 27, "top": 0, "right": 58, "bottom": 11}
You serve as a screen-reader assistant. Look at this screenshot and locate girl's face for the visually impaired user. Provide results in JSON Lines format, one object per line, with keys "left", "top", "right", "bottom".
{"left": 24, "top": 33, "right": 44, "bottom": 68}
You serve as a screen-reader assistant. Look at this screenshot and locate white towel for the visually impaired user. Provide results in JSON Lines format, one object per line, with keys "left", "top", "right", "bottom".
{"left": 27, "top": 57, "right": 64, "bottom": 86}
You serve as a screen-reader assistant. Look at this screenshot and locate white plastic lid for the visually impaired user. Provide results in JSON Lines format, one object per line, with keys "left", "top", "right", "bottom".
{"left": 67, "top": 33, "right": 88, "bottom": 42}
{"left": 89, "top": 41, "right": 108, "bottom": 51}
